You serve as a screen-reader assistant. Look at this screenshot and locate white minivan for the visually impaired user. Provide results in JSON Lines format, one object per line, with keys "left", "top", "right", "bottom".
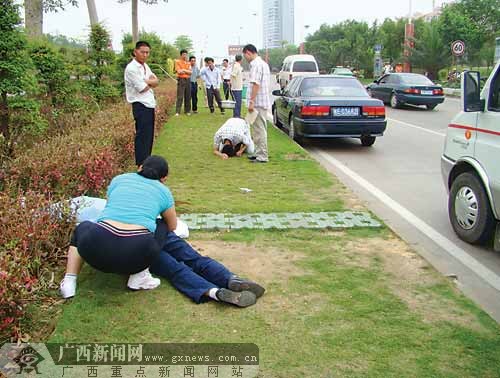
{"left": 441, "top": 61, "right": 500, "bottom": 250}
{"left": 277, "top": 54, "right": 319, "bottom": 89}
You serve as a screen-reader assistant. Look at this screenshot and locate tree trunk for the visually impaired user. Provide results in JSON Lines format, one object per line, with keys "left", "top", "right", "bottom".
{"left": 0, "top": 92, "right": 10, "bottom": 142}
{"left": 86, "top": 0, "right": 99, "bottom": 26}
{"left": 24, "top": 0, "right": 43, "bottom": 37}
{"left": 132, "top": 0, "right": 138, "bottom": 44}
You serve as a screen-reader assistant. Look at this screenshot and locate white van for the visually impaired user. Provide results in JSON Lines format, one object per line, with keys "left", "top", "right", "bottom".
{"left": 277, "top": 54, "right": 319, "bottom": 89}
{"left": 441, "top": 61, "right": 500, "bottom": 250}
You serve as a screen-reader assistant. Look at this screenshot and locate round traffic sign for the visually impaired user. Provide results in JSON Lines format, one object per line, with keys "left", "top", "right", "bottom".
{"left": 451, "top": 40, "right": 465, "bottom": 56}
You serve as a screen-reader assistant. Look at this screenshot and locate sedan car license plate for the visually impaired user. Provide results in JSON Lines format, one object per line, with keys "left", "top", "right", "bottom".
{"left": 333, "top": 107, "right": 359, "bottom": 117}
{"left": 421, "top": 90, "right": 433, "bottom": 95}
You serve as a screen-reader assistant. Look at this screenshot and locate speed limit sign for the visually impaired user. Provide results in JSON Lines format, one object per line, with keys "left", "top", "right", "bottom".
{"left": 451, "top": 40, "right": 465, "bottom": 56}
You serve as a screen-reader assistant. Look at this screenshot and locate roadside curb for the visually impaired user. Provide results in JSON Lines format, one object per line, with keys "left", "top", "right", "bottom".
{"left": 443, "top": 87, "right": 461, "bottom": 97}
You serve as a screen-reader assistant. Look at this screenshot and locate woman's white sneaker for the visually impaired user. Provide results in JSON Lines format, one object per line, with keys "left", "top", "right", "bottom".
{"left": 127, "top": 268, "right": 160, "bottom": 290}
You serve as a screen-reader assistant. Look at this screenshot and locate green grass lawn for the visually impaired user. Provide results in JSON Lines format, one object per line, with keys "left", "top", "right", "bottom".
{"left": 49, "top": 106, "right": 500, "bottom": 377}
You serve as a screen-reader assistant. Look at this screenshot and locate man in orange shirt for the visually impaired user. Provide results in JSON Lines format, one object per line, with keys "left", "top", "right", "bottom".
{"left": 175, "top": 49, "right": 192, "bottom": 116}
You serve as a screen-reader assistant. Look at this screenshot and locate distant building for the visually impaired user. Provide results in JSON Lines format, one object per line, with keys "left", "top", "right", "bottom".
{"left": 263, "top": 0, "right": 295, "bottom": 49}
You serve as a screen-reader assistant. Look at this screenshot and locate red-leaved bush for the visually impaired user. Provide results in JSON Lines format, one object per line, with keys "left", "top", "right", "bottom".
{"left": 0, "top": 82, "right": 176, "bottom": 342}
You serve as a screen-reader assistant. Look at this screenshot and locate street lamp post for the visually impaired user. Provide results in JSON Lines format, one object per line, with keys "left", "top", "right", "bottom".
{"left": 300, "top": 25, "right": 310, "bottom": 54}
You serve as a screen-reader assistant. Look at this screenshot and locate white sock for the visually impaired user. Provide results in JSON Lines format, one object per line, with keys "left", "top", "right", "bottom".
{"left": 208, "top": 288, "right": 220, "bottom": 301}
{"left": 64, "top": 273, "right": 77, "bottom": 281}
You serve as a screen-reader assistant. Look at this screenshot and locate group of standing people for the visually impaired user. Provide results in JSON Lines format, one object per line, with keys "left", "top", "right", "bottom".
{"left": 174, "top": 50, "right": 245, "bottom": 118}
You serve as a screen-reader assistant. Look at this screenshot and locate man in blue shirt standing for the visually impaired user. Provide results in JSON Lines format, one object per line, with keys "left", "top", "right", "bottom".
{"left": 200, "top": 57, "right": 225, "bottom": 114}
{"left": 189, "top": 56, "right": 200, "bottom": 114}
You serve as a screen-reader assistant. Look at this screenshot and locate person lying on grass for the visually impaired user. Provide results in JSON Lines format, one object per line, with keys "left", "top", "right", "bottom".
{"left": 213, "top": 117, "right": 255, "bottom": 160}
{"left": 60, "top": 155, "right": 264, "bottom": 307}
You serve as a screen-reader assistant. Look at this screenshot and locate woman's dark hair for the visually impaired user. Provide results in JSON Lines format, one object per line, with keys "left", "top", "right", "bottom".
{"left": 180, "top": 49, "right": 188, "bottom": 55}
{"left": 221, "top": 144, "right": 235, "bottom": 157}
{"left": 138, "top": 155, "right": 169, "bottom": 180}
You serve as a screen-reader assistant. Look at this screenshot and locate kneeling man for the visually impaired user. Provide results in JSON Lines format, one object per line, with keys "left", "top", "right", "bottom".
{"left": 213, "top": 117, "right": 255, "bottom": 160}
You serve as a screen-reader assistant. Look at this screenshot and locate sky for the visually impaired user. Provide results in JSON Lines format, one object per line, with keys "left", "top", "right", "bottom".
{"left": 43, "top": 0, "right": 453, "bottom": 59}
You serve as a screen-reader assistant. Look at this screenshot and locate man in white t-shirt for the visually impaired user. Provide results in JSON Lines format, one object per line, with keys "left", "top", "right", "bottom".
{"left": 213, "top": 118, "right": 255, "bottom": 160}
{"left": 124, "top": 41, "right": 159, "bottom": 166}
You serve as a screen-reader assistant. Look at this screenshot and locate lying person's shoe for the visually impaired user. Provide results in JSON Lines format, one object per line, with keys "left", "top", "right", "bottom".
{"left": 247, "top": 156, "right": 257, "bottom": 160}
{"left": 216, "top": 288, "right": 256, "bottom": 307}
{"left": 228, "top": 275, "right": 265, "bottom": 298}
{"left": 59, "top": 275, "right": 77, "bottom": 299}
{"left": 127, "top": 268, "right": 161, "bottom": 290}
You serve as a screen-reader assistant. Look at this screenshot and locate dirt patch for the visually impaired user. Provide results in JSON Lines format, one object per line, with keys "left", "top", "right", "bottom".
{"left": 342, "top": 235, "right": 486, "bottom": 330}
{"left": 284, "top": 153, "right": 310, "bottom": 161}
{"left": 190, "top": 241, "right": 306, "bottom": 286}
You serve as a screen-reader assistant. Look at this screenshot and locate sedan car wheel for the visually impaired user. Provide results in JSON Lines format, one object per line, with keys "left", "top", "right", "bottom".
{"left": 390, "top": 93, "right": 401, "bottom": 108}
{"left": 273, "top": 107, "right": 282, "bottom": 127}
{"left": 360, "top": 136, "right": 376, "bottom": 146}
{"left": 288, "top": 117, "right": 301, "bottom": 143}
{"left": 449, "top": 172, "right": 495, "bottom": 244}
{"left": 426, "top": 104, "right": 437, "bottom": 110}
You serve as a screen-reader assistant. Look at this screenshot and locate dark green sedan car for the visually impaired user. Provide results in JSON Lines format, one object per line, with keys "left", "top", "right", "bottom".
{"left": 366, "top": 73, "right": 445, "bottom": 110}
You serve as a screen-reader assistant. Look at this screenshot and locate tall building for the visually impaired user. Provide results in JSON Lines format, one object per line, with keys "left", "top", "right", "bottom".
{"left": 263, "top": 0, "right": 295, "bottom": 49}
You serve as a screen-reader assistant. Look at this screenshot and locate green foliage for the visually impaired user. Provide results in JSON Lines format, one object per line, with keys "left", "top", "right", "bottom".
{"left": 439, "top": 0, "right": 500, "bottom": 65}
{"left": 409, "top": 20, "right": 450, "bottom": 80}
{"left": 259, "top": 44, "right": 298, "bottom": 71}
{"left": 87, "top": 23, "right": 119, "bottom": 103}
{"left": 174, "top": 34, "right": 194, "bottom": 54}
{"left": 305, "top": 20, "right": 377, "bottom": 74}
{"left": 0, "top": 0, "right": 44, "bottom": 152}
{"left": 42, "top": 0, "right": 78, "bottom": 12}
{"left": 28, "top": 38, "right": 70, "bottom": 106}
{"left": 46, "top": 33, "right": 86, "bottom": 49}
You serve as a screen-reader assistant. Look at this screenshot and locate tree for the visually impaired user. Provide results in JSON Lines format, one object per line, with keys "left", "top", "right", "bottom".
{"left": 0, "top": 0, "right": 45, "bottom": 154}
{"left": 174, "top": 35, "right": 193, "bottom": 54}
{"left": 118, "top": 0, "right": 168, "bottom": 43}
{"left": 259, "top": 44, "right": 298, "bottom": 71}
{"left": 409, "top": 20, "right": 450, "bottom": 80}
{"left": 438, "top": 0, "right": 500, "bottom": 65}
{"left": 86, "top": 0, "right": 98, "bottom": 25}
{"left": 24, "top": 0, "right": 78, "bottom": 37}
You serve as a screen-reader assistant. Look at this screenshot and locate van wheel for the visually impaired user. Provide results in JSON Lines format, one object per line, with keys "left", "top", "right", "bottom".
{"left": 360, "top": 136, "right": 376, "bottom": 146}
{"left": 273, "top": 107, "right": 282, "bottom": 127}
{"left": 449, "top": 172, "right": 495, "bottom": 244}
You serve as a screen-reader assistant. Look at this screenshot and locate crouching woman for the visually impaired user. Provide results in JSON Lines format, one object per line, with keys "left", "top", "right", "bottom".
{"left": 60, "top": 155, "right": 176, "bottom": 298}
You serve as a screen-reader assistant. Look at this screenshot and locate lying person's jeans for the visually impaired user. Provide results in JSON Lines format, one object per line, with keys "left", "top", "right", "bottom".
{"left": 151, "top": 220, "right": 234, "bottom": 303}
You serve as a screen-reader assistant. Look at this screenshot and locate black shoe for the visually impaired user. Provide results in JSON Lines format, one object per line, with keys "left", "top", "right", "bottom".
{"left": 216, "top": 288, "right": 256, "bottom": 307}
{"left": 247, "top": 156, "right": 257, "bottom": 160}
{"left": 228, "top": 276, "right": 265, "bottom": 298}
{"left": 250, "top": 159, "right": 267, "bottom": 163}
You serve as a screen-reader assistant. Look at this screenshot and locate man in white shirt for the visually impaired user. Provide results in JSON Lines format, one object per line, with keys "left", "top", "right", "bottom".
{"left": 200, "top": 57, "right": 225, "bottom": 114}
{"left": 243, "top": 44, "right": 272, "bottom": 163}
{"left": 230, "top": 55, "right": 244, "bottom": 118}
{"left": 124, "top": 41, "right": 159, "bottom": 166}
{"left": 222, "top": 58, "right": 233, "bottom": 101}
{"left": 213, "top": 118, "right": 255, "bottom": 160}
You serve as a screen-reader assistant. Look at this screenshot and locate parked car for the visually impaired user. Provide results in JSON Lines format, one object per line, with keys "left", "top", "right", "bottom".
{"left": 366, "top": 73, "right": 445, "bottom": 110}
{"left": 276, "top": 54, "right": 319, "bottom": 90}
{"left": 441, "top": 60, "right": 500, "bottom": 248}
{"left": 330, "top": 67, "right": 354, "bottom": 77}
{"left": 272, "top": 75, "right": 387, "bottom": 146}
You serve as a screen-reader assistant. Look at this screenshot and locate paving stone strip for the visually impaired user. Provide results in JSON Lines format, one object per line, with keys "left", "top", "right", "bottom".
{"left": 180, "top": 212, "right": 382, "bottom": 230}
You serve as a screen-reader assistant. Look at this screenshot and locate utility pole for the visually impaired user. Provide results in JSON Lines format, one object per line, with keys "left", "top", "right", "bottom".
{"left": 403, "top": 0, "right": 414, "bottom": 72}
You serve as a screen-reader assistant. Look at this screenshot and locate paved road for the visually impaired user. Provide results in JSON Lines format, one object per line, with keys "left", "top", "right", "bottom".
{"left": 295, "top": 98, "right": 500, "bottom": 322}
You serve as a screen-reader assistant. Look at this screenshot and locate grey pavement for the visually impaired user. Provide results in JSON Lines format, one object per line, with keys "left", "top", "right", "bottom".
{"left": 274, "top": 93, "right": 500, "bottom": 322}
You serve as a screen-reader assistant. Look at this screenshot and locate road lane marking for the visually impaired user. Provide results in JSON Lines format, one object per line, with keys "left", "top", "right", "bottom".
{"left": 387, "top": 117, "right": 446, "bottom": 137}
{"left": 312, "top": 149, "right": 500, "bottom": 292}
